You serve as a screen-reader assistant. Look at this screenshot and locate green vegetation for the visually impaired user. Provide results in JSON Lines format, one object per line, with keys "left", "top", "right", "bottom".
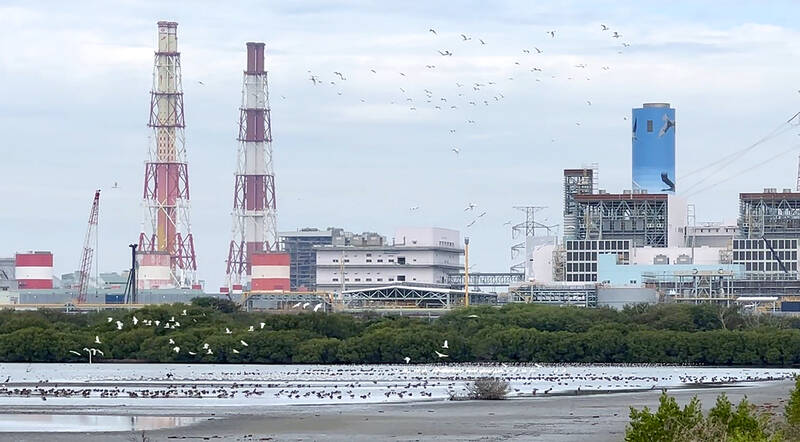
{"left": 2, "top": 300, "right": 800, "bottom": 364}
{"left": 626, "top": 377, "right": 800, "bottom": 441}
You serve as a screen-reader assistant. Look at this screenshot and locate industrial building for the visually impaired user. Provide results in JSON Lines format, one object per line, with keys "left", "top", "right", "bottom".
{"left": 280, "top": 228, "right": 354, "bottom": 291}
{"left": 315, "top": 227, "right": 464, "bottom": 294}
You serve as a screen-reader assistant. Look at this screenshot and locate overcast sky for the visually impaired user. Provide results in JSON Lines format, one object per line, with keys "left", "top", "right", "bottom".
{"left": 3, "top": 0, "right": 800, "bottom": 289}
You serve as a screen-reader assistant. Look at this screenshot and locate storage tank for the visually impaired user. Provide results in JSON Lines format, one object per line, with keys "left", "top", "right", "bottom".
{"left": 15, "top": 251, "right": 53, "bottom": 289}
{"left": 137, "top": 251, "right": 172, "bottom": 289}
{"left": 632, "top": 103, "right": 676, "bottom": 193}
{"left": 251, "top": 252, "right": 290, "bottom": 291}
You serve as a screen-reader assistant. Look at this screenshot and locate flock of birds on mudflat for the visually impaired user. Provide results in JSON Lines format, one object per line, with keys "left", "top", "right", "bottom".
{"left": 298, "top": 25, "right": 633, "bottom": 230}
{"left": 0, "top": 363, "right": 795, "bottom": 404}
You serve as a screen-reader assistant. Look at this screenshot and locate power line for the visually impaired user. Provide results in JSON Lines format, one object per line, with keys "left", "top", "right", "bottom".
{"left": 679, "top": 114, "right": 798, "bottom": 195}
{"left": 683, "top": 144, "right": 800, "bottom": 198}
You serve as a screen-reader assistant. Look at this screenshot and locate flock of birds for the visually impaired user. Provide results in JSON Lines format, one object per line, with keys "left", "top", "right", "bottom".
{"left": 0, "top": 364, "right": 794, "bottom": 405}
{"left": 67, "top": 307, "right": 313, "bottom": 361}
{"left": 298, "top": 25, "right": 634, "bottom": 229}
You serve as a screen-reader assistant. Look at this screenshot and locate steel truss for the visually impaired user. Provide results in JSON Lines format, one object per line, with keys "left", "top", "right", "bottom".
{"left": 448, "top": 272, "right": 525, "bottom": 289}
{"left": 575, "top": 195, "right": 667, "bottom": 247}
{"left": 509, "top": 283, "right": 597, "bottom": 307}
{"left": 341, "top": 285, "right": 495, "bottom": 309}
{"left": 739, "top": 194, "right": 800, "bottom": 238}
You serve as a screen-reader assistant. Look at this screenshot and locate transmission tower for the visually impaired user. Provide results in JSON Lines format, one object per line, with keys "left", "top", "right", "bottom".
{"left": 138, "top": 21, "right": 197, "bottom": 287}
{"left": 77, "top": 190, "right": 100, "bottom": 304}
{"left": 510, "top": 206, "right": 557, "bottom": 275}
{"left": 225, "top": 42, "right": 279, "bottom": 289}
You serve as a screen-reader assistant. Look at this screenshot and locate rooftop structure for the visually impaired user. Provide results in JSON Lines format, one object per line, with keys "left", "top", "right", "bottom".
{"left": 738, "top": 190, "right": 800, "bottom": 238}
{"left": 280, "top": 228, "right": 350, "bottom": 291}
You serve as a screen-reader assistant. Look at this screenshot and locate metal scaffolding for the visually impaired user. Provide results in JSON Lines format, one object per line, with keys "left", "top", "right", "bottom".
{"left": 341, "top": 285, "right": 495, "bottom": 309}
{"left": 509, "top": 283, "right": 597, "bottom": 307}
{"left": 447, "top": 272, "right": 525, "bottom": 289}
{"left": 574, "top": 193, "right": 668, "bottom": 247}
{"left": 739, "top": 192, "right": 800, "bottom": 238}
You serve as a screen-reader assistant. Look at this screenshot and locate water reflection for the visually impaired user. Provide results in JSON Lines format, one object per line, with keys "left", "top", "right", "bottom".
{"left": 0, "top": 414, "right": 204, "bottom": 432}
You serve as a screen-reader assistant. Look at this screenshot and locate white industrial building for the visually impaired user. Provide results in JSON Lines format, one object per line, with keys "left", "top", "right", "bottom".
{"left": 315, "top": 227, "right": 463, "bottom": 294}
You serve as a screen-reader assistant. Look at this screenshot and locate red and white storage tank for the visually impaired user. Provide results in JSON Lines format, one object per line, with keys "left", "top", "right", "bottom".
{"left": 15, "top": 251, "right": 53, "bottom": 289}
{"left": 251, "top": 253, "right": 290, "bottom": 291}
{"left": 137, "top": 251, "right": 172, "bottom": 289}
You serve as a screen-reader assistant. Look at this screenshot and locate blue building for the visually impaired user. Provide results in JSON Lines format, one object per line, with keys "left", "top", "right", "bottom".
{"left": 632, "top": 103, "right": 676, "bottom": 193}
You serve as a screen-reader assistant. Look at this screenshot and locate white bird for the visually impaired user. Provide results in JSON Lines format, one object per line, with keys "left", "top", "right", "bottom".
{"left": 464, "top": 203, "right": 476, "bottom": 211}
{"left": 181, "top": 309, "right": 187, "bottom": 316}
{"left": 240, "top": 340, "right": 249, "bottom": 347}
{"left": 164, "top": 322, "right": 170, "bottom": 329}
{"left": 169, "top": 338, "right": 175, "bottom": 345}
{"left": 93, "top": 349, "right": 104, "bottom": 356}
{"left": 173, "top": 322, "right": 180, "bottom": 328}
{"left": 248, "top": 325, "right": 255, "bottom": 332}
{"left": 206, "top": 348, "right": 213, "bottom": 355}
{"left": 169, "top": 316, "right": 175, "bottom": 322}
{"left": 232, "top": 349, "right": 240, "bottom": 354}
{"left": 188, "top": 351, "right": 196, "bottom": 355}
{"left": 225, "top": 328, "right": 232, "bottom": 334}
{"left": 173, "top": 346, "right": 180, "bottom": 353}
{"left": 107, "top": 317, "right": 113, "bottom": 323}
{"left": 292, "top": 302, "right": 302, "bottom": 309}
{"left": 435, "top": 351, "right": 449, "bottom": 358}
{"left": 467, "top": 314, "right": 479, "bottom": 318}
{"left": 302, "top": 302, "right": 310, "bottom": 309}
{"left": 94, "top": 336, "right": 101, "bottom": 344}
{"left": 259, "top": 322, "right": 265, "bottom": 329}
{"left": 202, "top": 343, "right": 209, "bottom": 350}
{"left": 115, "top": 321, "right": 123, "bottom": 330}
{"left": 313, "top": 303, "right": 323, "bottom": 312}
{"left": 404, "top": 356, "right": 411, "bottom": 364}
{"left": 132, "top": 316, "right": 139, "bottom": 325}
{"left": 442, "top": 340, "right": 449, "bottom": 349}
{"left": 69, "top": 350, "right": 82, "bottom": 356}
{"left": 451, "top": 147, "right": 460, "bottom": 155}
{"left": 154, "top": 320, "right": 161, "bottom": 327}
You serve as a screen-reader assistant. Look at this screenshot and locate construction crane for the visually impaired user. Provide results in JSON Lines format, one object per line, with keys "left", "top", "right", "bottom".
{"left": 77, "top": 190, "right": 100, "bottom": 304}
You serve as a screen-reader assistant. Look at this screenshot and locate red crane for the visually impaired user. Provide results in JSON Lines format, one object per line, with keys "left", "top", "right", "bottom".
{"left": 77, "top": 190, "right": 100, "bottom": 304}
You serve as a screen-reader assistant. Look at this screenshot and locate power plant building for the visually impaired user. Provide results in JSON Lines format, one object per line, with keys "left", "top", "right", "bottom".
{"left": 632, "top": 103, "right": 676, "bottom": 193}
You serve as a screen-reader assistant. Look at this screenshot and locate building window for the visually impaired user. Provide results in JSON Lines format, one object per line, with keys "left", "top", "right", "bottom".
{"left": 366, "top": 278, "right": 372, "bottom": 282}
{"left": 333, "top": 259, "right": 339, "bottom": 263}
{"left": 397, "top": 275, "right": 406, "bottom": 281}
{"left": 354, "top": 278, "right": 361, "bottom": 282}
{"left": 377, "top": 259, "right": 383, "bottom": 262}
{"left": 647, "top": 120, "right": 653, "bottom": 132}
{"left": 332, "top": 278, "right": 339, "bottom": 282}
{"left": 397, "top": 257, "right": 406, "bottom": 265}
{"left": 344, "top": 259, "right": 350, "bottom": 263}
{"left": 377, "top": 278, "right": 382, "bottom": 282}
{"left": 366, "top": 259, "right": 372, "bottom": 263}
{"left": 366, "top": 253, "right": 372, "bottom": 257}
{"left": 388, "top": 278, "right": 394, "bottom": 281}
{"left": 388, "top": 259, "right": 395, "bottom": 263}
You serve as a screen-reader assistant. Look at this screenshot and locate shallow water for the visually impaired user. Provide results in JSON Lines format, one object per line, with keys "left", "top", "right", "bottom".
{"left": 0, "top": 414, "right": 204, "bottom": 432}
{"left": 0, "top": 363, "right": 795, "bottom": 410}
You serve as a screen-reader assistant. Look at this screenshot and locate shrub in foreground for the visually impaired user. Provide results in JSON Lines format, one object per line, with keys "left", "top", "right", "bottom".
{"left": 466, "top": 377, "right": 509, "bottom": 400}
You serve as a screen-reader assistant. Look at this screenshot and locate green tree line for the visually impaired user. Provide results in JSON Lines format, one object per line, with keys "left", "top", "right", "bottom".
{"left": 2, "top": 299, "right": 800, "bottom": 364}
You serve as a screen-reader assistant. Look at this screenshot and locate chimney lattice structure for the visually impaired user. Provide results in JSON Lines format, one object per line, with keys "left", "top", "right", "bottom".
{"left": 138, "top": 21, "right": 198, "bottom": 287}
{"left": 225, "top": 42, "right": 278, "bottom": 289}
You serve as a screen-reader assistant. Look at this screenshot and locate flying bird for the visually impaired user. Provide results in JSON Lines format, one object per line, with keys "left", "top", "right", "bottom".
{"left": 451, "top": 147, "right": 460, "bottom": 155}
{"left": 107, "top": 317, "right": 113, "bottom": 323}
{"left": 292, "top": 302, "right": 302, "bottom": 309}
{"left": 94, "top": 336, "right": 101, "bottom": 344}
{"left": 523, "top": 49, "right": 530, "bottom": 54}
{"left": 314, "top": 303, "right": 323, "bottom": 312}
{"left": 464, "top": 203, "right": 476, "bottom": 211}
{"left": 248, "top": 325, "right": 255, "bottom": 332}
{"left": 601, "top": 24, "right": 609, "bottom": 31}
{"left": 612, "top": 31, "right": 621, "bottom": 38}
{"left": 547, "top": 30, "right": 556, "bottom": 38}
{"left": 169, "top": 338, "right": 175, "bottom": 344}
{"left": 429, "top": 28, "right": 437, "bottom": 35}
{"left": 404, "top": 356, "right": 411, "bottom": 364}
{"left": 442, "top": 340, "right": 449, "bottom": 349}
{"left": 260, "top": 322, "right": 266, "bottom": 329}
{"left": 115, "top": 321, "right": 123, "bottom": 330}
{"left": 409, "top": 205, "right": 420, "bottom": 211}
{"left": 240, "top": 340, "right": 249, "bottom": 347}
{"left": 535, "top": 47, "right": 542, "bottom": 53}
{"left": 467, "top": 314, "right": 479, "bottom": 318}
{"left": 132, "top": 316, "right": 138, "bottom": 325}
{"left": 437, "top": 50, "right": 453, "bottom": 56}
{"left": 69, "top": 350, "right": 82, "bottom": 356}
{"left": 225, "top": 328, "right": 232, "bottom": 335}
{"left": 302, "top": 302, "right": 310, "bottom": 309}
{"left": 460, "top": 34, "right": 471, "bottom": 41}
{"left": 197, "top": 80, "right": 205, "bottom": 85}
{"left": 173, "top": 346, "right": 180, "bottom": 354}
{"left": 181, "top": 309, "right": 187, "bottom": 316}
{"left": 232, "top": 349, "right": 240, "bottom": 354}
{"left": 479, "top": 39, "right": 486, "bottom": 45}
{"left": 435, "top": 351, "right": 449, "bottom": 358}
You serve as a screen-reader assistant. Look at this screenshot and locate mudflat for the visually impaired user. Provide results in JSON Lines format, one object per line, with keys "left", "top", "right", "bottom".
{"left": 2, "top": 379, "right": 794, "bottom": 442}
